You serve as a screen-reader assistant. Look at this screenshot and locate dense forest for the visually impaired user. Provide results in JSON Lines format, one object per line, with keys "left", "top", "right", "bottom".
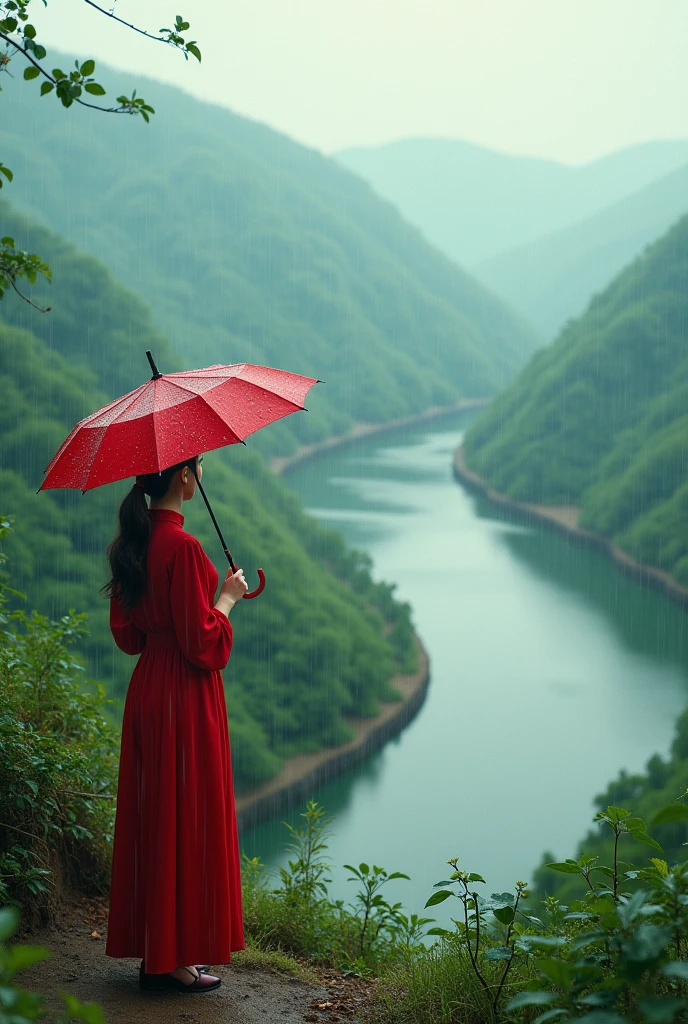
{"left": 0, "top": 58, "right": 538, "bottom": 460}
{"left": 0, "top": 204, "right": 417, "bottom": 793}
{"left": 463, "top": 213, "right": 688, "bottom": 586}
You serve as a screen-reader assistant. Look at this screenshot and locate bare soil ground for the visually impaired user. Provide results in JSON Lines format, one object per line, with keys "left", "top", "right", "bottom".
{"left": 15, "top": 895, "right": 373, "bottom": 1023}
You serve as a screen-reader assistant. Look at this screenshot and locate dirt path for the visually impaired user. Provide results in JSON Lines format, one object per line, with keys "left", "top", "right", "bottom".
{"left": 16, "top": 895, "right": 347, "bottom": 1024}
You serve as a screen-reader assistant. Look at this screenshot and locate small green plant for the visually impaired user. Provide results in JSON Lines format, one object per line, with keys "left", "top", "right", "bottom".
{"left": 425, "top": 863, "right": 531, "bottom": 1017}
{"left": 344, "top": 862, "right": 411, "bottom": 959}
{"left": 277, "top": 799, "right": 333, "bottom": 905}
{"left": 0, "top": 904, "right": 105, "bottom": 1022}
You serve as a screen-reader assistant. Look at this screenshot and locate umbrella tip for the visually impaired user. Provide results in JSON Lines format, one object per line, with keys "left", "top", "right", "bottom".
{"left": 146, "top": 350, "right": 163, "bottom": 380}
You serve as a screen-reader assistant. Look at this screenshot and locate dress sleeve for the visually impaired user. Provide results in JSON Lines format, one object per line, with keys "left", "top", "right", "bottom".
{"left": 169, "top": 536, "right": 233, "bottom": 672}
{"left": 110, "top": 596, "right": 146, "bottom": 655}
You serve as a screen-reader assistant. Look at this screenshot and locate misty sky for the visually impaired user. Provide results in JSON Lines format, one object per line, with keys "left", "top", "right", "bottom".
{"left": 32, "top": 0, "right": 688, "bottom": 163}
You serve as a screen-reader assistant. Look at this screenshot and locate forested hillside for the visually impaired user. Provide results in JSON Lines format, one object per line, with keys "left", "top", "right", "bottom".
{"left": 0, "top": 60, "right": 538, "bottom": 458}
{"left": 463, "top": 214, "right": 688, "bottom": 586}
{"left": 0, "top": 205, "right": 416, "bottom": 793}
{"left": 476, "top": 162, "right": 688, "bottom": 339}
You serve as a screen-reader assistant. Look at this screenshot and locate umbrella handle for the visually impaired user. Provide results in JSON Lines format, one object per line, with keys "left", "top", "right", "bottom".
{"left": 244, "top": 568, "right": 266, "bottom": 600}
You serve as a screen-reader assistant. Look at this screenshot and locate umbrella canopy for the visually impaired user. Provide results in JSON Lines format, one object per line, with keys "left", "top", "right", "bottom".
{"left": 40, "top": 359, "right": 320, "bottom": 492}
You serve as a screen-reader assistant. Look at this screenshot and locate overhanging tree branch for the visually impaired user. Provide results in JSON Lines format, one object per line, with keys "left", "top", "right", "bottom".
{"left": 0, "top": 31, "right": 132, "bottom": 113}
{"left": 0, "top": 0, "right": 201, "bottom": 308}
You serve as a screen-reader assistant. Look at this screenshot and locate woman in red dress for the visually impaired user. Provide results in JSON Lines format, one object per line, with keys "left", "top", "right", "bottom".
{"left": 103, "top": 454, "right": 248, "bottom": 993}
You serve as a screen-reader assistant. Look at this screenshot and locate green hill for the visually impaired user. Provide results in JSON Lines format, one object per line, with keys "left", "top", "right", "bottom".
{"left": 0, "top": 59, "right": 538, "bottom": 458}
{"left": 335, "top": 137, "right": 688, "bottom": 268}
{"left": 476, "top": 162, "right": 688, "bottom": 340}
{"left": 463, "top": 214, "right": 688, "bottom": 587}
{"left": 0, "top": 205, "right": 417, "bottom": 793}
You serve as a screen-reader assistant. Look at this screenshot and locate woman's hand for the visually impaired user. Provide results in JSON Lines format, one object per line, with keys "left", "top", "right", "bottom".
{"left": 215, "top": 568, "right": 249, "bottom": 617}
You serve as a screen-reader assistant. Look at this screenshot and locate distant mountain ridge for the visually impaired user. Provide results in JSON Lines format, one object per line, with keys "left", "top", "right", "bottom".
{"left": 474, "top": 161, "right": 688, "bottom": 340}
{"left": 0, "top": 58, "right": 538, "bottom": 458}
{"left": 335, "top": 136, "right": 688, "bottom": 269}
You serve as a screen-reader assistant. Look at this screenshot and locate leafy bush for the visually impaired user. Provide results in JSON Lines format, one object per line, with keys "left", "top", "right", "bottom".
{"left": 0, "top": 519, "right": 119, "bottom": 928}
{"left": 369, "top": 804, "right": 688, "bottom": 1024}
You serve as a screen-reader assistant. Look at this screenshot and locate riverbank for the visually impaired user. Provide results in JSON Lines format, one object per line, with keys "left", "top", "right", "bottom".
{"left": 270, "top": 397, "right": 489, "bottom": 475}
{"left": 235, "top": 400, "right": 485, "bottom": 829}
{"left": 453, "top": 445, "right": 688, "bottom": 611}
{"left": 236, "top": 635, "right": 430, "bottom": 830}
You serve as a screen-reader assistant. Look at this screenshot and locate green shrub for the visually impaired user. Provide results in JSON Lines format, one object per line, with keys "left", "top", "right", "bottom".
{"left": 0, "top": 519, "right": 119, "bottom": 928}
{"left": 369, "top": 804, "right": 688, "bottom": 1024}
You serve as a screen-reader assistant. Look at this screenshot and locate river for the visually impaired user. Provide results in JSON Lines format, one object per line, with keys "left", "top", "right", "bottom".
{"left": 240, "top": 409, "right": 688, "bottom": 923}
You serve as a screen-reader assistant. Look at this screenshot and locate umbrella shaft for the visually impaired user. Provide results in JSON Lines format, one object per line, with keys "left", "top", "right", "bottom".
{"left": 192, "top": 468, "right": 237, "bottom": 572}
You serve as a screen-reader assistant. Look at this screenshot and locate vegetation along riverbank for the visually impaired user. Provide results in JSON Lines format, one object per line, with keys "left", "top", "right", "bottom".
{"left": 454, "top": 445, "right": 688, "bottom": 610}
{"left": 461, "top": 213, "right": 688, "bottom": 593}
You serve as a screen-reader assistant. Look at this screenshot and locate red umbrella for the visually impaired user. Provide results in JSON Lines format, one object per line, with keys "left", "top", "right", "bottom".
{"left": 40, "top": 351, "right": 321, "bottom": 598}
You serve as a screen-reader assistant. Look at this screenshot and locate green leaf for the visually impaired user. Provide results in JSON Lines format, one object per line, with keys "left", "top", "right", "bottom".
{"left": 0, "top": 906, "right": 19, "bottom": 941}
{"left": 621, "top": 923, "right": 671, "bottom": 964}
{"left": 577, "top": 1016, "right": 627, "bottom": 1024}
{"left": 537, "top": 957, "right": 573, "bottom": 988}
{"left": 426, "top": 926, "right": 452, "bottom": 937}
{"left": 1, "top": 235, "right": 15, "bottom": 245}
{"left": 493, "top": 906, "right": 514, "bottom": 925}
{"left": 522, "top": 934, "right": 567, "bottom": 948}
{"left": 425, "top": 890, "right": 454, "bottom": 908}
{"left": 84, "top": 82, "right": 106, "bottom": 95}
{"left": 387, "top": 872, "right": 411, "bottom": 881}
{"left": 637, "top": 997, "right": 686, "bottom": 1024}
{"left": 59, "top": 994, "right": 106, "bottom": 1024}
{"left": 53, "top": 68, "right": 65, "bottom": 80}
{"left": 467, "top": 872, "right": 486, "bottom": 883}
{"left": 662, "top": 960, "right": 688, "bottom": 981}
{"left": 627, "top": 828, "right": 663, "bottom": 852}
{"left": 0, "top": 167, "right": 13, "bottom": 182}
{"left": 40, "top": 81, "right": 54, "bottom": 95}
{"left": 533, "top": 1011, "right": 569, "bottom": 1024}
{"left": 80, "top": 59, "right": 95, "bottom": 75}
{"left": 186, "top": 42, "right": 201, "bottom": 62}
{"left": 506, "top": 992, "right": 557, "bottom": 1010}
{"left": 2, "top": 16, "right": 18, "bottom": 30}
{"left": 23, "top": 22, "right": 35, "bottom": 38}
{"left": 33, "top": 43, "right": 46, "bottom": 59}
{"left": 23, "top": 65, "right": 40, "bottom": 80}
{"left": 651, "top": 804, "right": 688, "bottom": 828}
{"left": 5, "top": 943, "right": 51, "bottom": 971}
{"left": 546, "top": 861, "right": 581, "bottom": 874}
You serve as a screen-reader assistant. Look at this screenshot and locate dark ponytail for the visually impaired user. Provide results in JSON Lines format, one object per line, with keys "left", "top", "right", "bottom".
{"left": 101, "top": 456, "right": 199, "bottom": 611}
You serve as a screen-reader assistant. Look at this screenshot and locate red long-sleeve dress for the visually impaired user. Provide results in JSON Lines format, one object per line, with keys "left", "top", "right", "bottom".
{"left": 105, "top": 508, "right": 245, "bottom": 973}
